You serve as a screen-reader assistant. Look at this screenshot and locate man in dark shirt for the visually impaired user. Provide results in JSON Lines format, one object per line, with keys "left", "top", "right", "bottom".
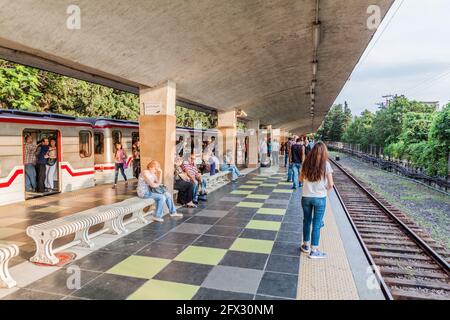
{"left": 36, "top": 138, "right": 49, "bottom": 193}
{"left": 290, "top": 137, "right": 305, "bottom": 189}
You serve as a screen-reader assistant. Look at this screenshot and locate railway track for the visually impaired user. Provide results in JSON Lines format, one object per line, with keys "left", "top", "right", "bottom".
{"left": 330, "top": 159, "right": 450, "bottom": 300}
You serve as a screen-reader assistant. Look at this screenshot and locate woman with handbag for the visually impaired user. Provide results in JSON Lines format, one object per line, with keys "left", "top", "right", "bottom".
{"left": 113, "top": 142, "right": 128, "bottom": 189}
{"left": 137, "top": 160, "right": 183, "bottom": 222}
{"left": 174, "top": 157, "right": 197, "bottom": 208}
{"left": 44, "top": 138, "right": 58, "bottom": 191}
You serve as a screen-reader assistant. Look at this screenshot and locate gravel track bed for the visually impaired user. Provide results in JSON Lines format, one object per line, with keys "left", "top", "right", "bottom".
{"left": 331, "top": 151, "right": 450, "bottom": 250}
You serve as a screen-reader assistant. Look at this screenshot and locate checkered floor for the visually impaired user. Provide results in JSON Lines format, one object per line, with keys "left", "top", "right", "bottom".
{"left": 3, "top": 170, "right": 303, "bottom": 300}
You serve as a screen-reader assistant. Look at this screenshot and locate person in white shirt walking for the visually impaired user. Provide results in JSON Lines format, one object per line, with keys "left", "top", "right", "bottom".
{"left": 271, "top": 139, "right": 280, "bottom": 166}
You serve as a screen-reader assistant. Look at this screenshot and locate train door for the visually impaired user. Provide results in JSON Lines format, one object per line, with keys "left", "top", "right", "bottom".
{"left": 23, "top": 129, "right": 61, "bottom": 199}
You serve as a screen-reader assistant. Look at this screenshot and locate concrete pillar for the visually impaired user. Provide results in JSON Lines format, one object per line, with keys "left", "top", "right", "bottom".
{"left": 247, "top": 120, "right": 260, "bottom": 168}
{"left": 139, "top": 81, "right": 176, "bottom": 193}
{"left": 218, "top": 110, "right": 237, "bottom": 165}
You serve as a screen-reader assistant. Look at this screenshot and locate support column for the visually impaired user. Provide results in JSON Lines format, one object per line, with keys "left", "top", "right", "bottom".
{"left": 218, "top": 111, "right": 237, "bottom": 164}
{"left": 247, "top": 120, "right": 260, "bottom": 168}
{"left": 139, "top": 81, "right": 176, "bottom": 194}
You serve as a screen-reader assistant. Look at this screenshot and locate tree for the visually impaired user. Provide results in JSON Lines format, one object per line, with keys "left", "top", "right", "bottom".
{"left": 317, "top": 103, "right": 352, "bottom": 141}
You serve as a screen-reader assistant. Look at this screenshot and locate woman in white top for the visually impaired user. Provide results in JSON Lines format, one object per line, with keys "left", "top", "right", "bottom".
{"left": 299, "top": 142, "right": 334, "bottom": 259}
{"left": 137, "top": 160, "right": 183, "bottom": 222}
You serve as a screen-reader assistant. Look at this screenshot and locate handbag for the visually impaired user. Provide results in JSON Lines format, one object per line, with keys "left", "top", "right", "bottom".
{"left": 150, "top": 184, "right": 168, "bottom": 194}
{"left": 47, "top": 158, "right": 57, "bottom": 166}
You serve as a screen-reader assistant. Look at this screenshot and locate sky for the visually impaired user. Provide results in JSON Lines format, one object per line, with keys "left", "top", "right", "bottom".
{"left": 334, "top": 0, "right": 450, "bottom": 115}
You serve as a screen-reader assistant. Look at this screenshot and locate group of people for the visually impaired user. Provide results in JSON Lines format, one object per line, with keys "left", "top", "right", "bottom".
{"left": 112, "top": 140, "right": 141, "bottom": 189}
{"left": 128, "top": 134, "right": 332, "bottom": 261}
{"left": 259, "top": 138, "right": 281, "bottom": 167}
{"left": 24, "top": 135, "right": 58, "bottom": 193}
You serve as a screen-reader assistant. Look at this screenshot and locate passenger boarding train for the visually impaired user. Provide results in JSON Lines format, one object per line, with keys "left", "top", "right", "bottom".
{"left": 0, "top": 109, "right": 248, "bottom": 206}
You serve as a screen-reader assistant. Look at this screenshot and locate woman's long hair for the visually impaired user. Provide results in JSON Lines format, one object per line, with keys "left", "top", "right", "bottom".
{"left": 300, "top": 142, "right": 329, "bottom": 182}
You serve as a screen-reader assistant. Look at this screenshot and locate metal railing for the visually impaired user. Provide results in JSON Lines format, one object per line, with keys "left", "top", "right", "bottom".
{"left": 326, "top": 142, "right": 450, "bottom": 192}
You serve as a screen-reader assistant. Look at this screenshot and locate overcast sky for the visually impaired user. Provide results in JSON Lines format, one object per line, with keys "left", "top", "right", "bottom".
{"left": 334, "top": 0, "right": 450, "bottom": 115}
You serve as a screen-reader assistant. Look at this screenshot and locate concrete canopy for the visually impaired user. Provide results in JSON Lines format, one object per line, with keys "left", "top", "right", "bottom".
{"left": 0, "top": 0, "right": 393, "bottom": 134}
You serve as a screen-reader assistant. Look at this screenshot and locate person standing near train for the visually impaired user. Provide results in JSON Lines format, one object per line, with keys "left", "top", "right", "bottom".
{"left": 35, "top": 138, "right": 49, "bottom": 193}
{"left": 45, "top": 138, "right": 58, "bottom": 191}
{"left": 113, "top": 142, "right": 128, "bottom": 189}
{"left": 24, "top": 135, "right": 37, "bottom": 192}
{"left": 132, "top": 140, "right": 141, "bottom": 179}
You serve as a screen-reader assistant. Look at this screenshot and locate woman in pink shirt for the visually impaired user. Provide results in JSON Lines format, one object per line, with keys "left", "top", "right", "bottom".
{"left": 113, "top": 142, "right": 128, "bottom": 189}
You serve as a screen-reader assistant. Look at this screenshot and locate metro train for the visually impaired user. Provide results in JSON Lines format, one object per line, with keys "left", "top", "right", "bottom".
{"left": 0, "top": 109, "right": 248, "bottom": 206}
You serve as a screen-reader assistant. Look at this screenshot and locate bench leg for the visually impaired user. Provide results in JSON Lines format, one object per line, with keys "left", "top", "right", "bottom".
{"left": 133, "top": 209, "right": 149, "bottom": 225}
{"left": 74, "top": 229, "right": 94, "bottom": 248}
{"left": 0, "top": 257, "right": 16, "bottom": 289}
{"left": 29, "top": 237, "right": 59, "bottom": 265}
{"left": 104, "top": 216, "right": 128, "bottom": 235}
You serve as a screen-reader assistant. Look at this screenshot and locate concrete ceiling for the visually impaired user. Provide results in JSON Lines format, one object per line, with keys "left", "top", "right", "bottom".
{"left": 0, "top": 0, "right": 393, "bottom": 134}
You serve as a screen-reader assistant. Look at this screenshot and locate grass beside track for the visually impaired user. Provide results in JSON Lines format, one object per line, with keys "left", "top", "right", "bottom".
{"left": 330, "top": 151, "right": 450, "bottom": 250}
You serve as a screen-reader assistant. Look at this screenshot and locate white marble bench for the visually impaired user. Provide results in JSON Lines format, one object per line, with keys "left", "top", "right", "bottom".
{"left": 203, "top": 171, "right": 232, "bottom": 191}
{"left": 0, "top": 244, "right": 19, "bottom": 288}
{"left": 26, "top": 197, "right": 157, "bottom": 265}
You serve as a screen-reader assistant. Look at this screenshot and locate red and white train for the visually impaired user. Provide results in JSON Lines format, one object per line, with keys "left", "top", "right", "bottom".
{"left": 0, "top": 109, "right": 248, "bottom": 206}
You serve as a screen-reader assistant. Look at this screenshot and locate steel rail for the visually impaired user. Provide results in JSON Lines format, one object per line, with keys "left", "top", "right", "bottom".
{"left": 330, "top": 158, "right": 450, "bottom": 276}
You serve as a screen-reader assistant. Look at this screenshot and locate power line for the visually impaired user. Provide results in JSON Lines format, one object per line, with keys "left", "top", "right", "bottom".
{"left": 404, "top": 69, "right": 450, "bottom": 95}
{"left": 355, "top": 0, "right": 406, "bottom": 71}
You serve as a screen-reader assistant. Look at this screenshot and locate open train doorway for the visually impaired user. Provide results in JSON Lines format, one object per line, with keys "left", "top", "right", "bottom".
{"left": 23, "top": 129, "right": 61, "bottom": 200}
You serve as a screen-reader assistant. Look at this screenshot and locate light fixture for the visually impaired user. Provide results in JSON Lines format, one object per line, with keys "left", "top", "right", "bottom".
{"left": 312, "top": 60, "right": 318, "bottom": 76}
{"left": 313, "top": 22, "right": 321, "bottom": 49}
{"left": 236, "top": 109, "right": 247, "bottom": 117}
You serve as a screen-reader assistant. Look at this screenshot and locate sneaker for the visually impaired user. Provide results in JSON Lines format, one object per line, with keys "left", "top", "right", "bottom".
{"left": 170, "top": 213, "right": 183, "bottom": 218}
{"left": 301, "top": 244, "right": 311, "bottom": 253}
{"left": 291, "top": 186, "right": 297, "bottom": 190}
{"left": 112, "top": 185, "right": 116, "bottom": 189}
{"left": 309, "top": 251, "right": 327, "bottom": 259}
{"left": 152, "top": 216, "right": 164, "bottom": 223}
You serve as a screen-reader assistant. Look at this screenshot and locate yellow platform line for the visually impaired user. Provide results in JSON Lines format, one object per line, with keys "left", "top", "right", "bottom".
{"left": 297, "top": 198, "right": 359, "bottom": 300}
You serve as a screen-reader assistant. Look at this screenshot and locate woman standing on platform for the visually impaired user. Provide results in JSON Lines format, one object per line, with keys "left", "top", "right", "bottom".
{"left": 137, "top": 160, "right": 183, "bottom": 222}
{"left": 44, "top": 138, "right": 58, "bottom": 191}
{"left": 299, "top": 142, "right": 334, "bottom": 259}
{"left": 113, "top": 142, "right": 128, "bottom": 189}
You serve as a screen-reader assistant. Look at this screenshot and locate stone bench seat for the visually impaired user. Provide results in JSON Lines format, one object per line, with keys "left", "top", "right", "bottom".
{"left": 203, "top": 171, "right": 232, "bottom": 190}
{"left": 26, "top": 197, "right": 157, "bottom": 266}
{"left": 0, "top": 244, "right": 19, "bottom": 288}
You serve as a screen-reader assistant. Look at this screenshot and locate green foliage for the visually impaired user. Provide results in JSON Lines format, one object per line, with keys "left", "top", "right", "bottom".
{"left": 175, "top": 105, "right": 217, "bottom": 129}
{"left": 342, "top": 109, "right": 375, "bottom": 148}
{"left": 324, "top": 95, "right": 448, "bottom": 177}
{"left": 317, "top": 102, "right": 352, "bottom": 141}
{"left": 0, "top": 59, "right": 217, "bottom": 127}
{"left": 0, "top": 60, "right": 42, "bottom": 111}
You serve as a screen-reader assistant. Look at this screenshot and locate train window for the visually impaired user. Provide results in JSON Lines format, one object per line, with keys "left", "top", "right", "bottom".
{"left": 79, "top": 131, "right": 92, "bottom": 158}
{"left": 112, "top": 130, "right": 122, "bottom": 145}
{"left": 94, "top": 133, "right": 104, "bottom": 155}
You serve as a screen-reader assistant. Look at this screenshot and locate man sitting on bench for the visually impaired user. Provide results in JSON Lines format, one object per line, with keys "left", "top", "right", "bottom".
{"left": 182, "top": 154, "right": 207, "bottom": 204}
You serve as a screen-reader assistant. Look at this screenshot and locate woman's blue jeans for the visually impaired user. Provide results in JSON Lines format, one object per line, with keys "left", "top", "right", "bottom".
{"left": 221, "top": 164, "right": 241, "bottom": 180}
{"left": 301, "top": 196, "right": 327, "bottom": 246}
{"left": 140, "top": 191, "right": 176, "bottom": 218}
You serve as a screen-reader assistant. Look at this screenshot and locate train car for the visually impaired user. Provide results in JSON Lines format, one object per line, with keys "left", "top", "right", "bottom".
{"left": 0, "top": 109, "right": 222, "bottom": 206}
{"left": 0, "top": 110, "right": 95, "bottom": 206}
{"left": 90, "top": 118, "right": 139, "bottom": 185}
{"left": 91, "top": 120, "right": 220, "bottom": 182}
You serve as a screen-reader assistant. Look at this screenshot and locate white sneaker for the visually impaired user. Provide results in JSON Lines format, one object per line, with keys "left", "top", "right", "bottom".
{"left": 170, "top": 213, "right": 183, "bottom": 218}
{"left": 152, "top": 216, "right": 164, "bottom": 223}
